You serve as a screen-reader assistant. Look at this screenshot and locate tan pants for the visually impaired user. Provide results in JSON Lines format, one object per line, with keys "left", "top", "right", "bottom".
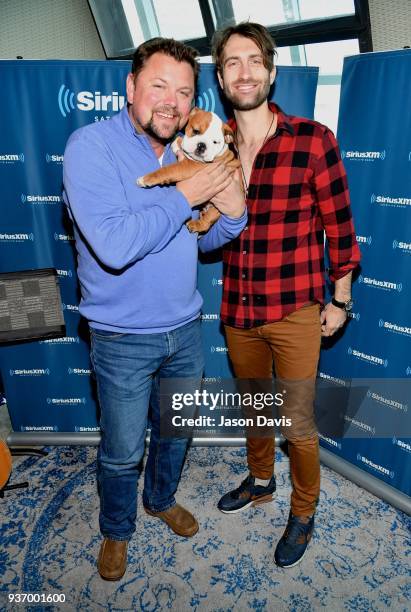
{"left": 225, "top": 304, "right": 321, "bottom": 516}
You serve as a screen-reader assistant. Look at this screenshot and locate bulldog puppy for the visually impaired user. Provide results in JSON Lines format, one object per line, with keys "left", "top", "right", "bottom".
{"left": 137, "top": 107, "right": 240, "bottom": 233}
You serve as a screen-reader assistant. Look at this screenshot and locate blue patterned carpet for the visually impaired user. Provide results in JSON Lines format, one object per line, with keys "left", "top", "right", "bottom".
{"left": 0, "top": 445, "right": 410, "bottom": 611}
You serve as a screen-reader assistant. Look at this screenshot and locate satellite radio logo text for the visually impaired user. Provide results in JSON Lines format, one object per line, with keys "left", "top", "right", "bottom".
{"left": 371, "top": 193, "right": 411, "bottom": 208}
{"left": 348, "top": 347, "right": 388, "bottom": 368}
{"left": 392, "top": 239, "right": 411, "bottom": 254}
{"left": 46, "top": 153, "right": 64, "bottom": 164}
{"left": 379, "top": 319, "right": 411, "bottom": 337}
{"left": 0, "top": 153, "right": 24, "bottom": 163}
{"left": 21, "top": 194, "right": 62, "bottom": 204}
{"left": 58, "top": 85, "right": 125, "bottom": 117}
{"left": 0, "top": 232, "right": 34, "bottom": 242}
{"left": 356, "top": 235, "right": 372, "bottom": 246}
{"left": 341, "top": 150, "right": 385, "bottom": 161}
{"left": 358, "top": 275, "right": 402, "bottom": 293}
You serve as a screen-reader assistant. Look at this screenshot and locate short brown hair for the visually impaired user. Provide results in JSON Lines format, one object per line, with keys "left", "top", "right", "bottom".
{"left": 131, "top": 37, "right": 199, "bottom": 85}
{"left": 212, "top": 22, "right": 277, "bottom": 74}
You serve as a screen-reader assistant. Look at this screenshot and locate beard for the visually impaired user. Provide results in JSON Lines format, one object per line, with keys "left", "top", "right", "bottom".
{"left": 223, "top": 77, "right": 271, "bottom": 111}
{"left": 142, "top": 106, "right": 181, "bottom": 142}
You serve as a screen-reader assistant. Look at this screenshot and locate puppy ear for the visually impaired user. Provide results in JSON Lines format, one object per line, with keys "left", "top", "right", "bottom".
{"left": 223, "top": 123, "right": 235, "bottom": 143}
{"left": 189, "top": 106, "right": 200, "bottom": 116}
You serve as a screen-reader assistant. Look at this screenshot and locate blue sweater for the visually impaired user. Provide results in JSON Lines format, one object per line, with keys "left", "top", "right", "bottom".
{"left": 63, "top": 106, "right": 247, "bottom": 333}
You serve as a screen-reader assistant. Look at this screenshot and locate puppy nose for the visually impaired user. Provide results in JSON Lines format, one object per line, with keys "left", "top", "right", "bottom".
{"left": 196, "top": 142, "right": 206, "bottom": 154}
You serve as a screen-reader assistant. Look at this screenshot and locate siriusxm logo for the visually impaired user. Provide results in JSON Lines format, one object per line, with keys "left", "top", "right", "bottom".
{"left": 318, "top": 371, "right": 347, "bottom": 387}
{"left": 21, "top": 194, "right": 62, "bottom": 204}
{"left": 347, "top": 311, "right": 360, "bottom": 321}
{"left": 356, "top": 454, "right": 394, "bottom": 479}
{"left": 56, "top": 268, "right": 73, "bottom": 278}
{"left": 68, "top": 367, "right": 92, "bottom": 376}
{"left": 210, "top": 346, "right": 228, "bottom": 353}
{"left": 348, "top": 347, "right": 388, "bottom": 368}
{"left": 371, "top": 193, "right": 411, "bottom": 207}
{"left": 202, "top": 376, "right": 222, "bottom": 383}
{"left": 47, "top": 397, "right": 86, "bottom": 405}
{"left": 62, "top": 303, "right": 79, "bottom": 313}
{"left": 407, "top": 366, "right": 411, "bottom": 376}
{"left": 21, "top": 425, "right": 58, "bottom": 432}
{"left": 392, "top": 239, "right": 411, "bottom": 253}
{"left": 342, "top": 150, "right": 385, "bottom": 161}
{"left": 393, "top": 437, "right": 411, "bottom": 453}
{"left": 356, "top": 235, "right": 372, "bottom": 245}
{"left": 344, "top": 415, "right": 375, "bottom": 435}
{"left": 201, "top": 313, "right": 219, "bottom": 321}
{"left": 75, "top": 426, "right": 100, "bottom": 432}
{"left": 58, "top": 85, "right": 125, "bottom": 118}
{"left": 54, "top": 233, "right": 75, "bottom": 242}
{"left": 318, "top": 433, "right": 342, "bottom": 449}
{"left": 45, "top": 153, "right": 63, "bottom": 164}
{"left": 358, "top": 275, "right": 402, "bottom": 292}
{"left": 212, "top": 278, "right": 223, "bottom": 286}
{"left": 367, "top": 389, "right": 407, "bottom": 412}
{"left": 40, "top": 336, "right": 79, "bottom": 344}
{"left": 196, "top": 88, "right": 216, "bottom": 113}
{"left": 10, "top": 368, "right": 50, "bottom": 376}
{"left": 0, "top": 232, "right": 34, "bottom": 242}
{"left": 0, "top": 153, "right": 24, "bottom": 163}
{"left": 379, "top": 319, "right": 411, "bottom": 337}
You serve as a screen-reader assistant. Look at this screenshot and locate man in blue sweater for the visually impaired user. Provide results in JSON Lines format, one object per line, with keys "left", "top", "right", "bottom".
{"left": 63, "top": 37, "right": 247, "bottom": 581}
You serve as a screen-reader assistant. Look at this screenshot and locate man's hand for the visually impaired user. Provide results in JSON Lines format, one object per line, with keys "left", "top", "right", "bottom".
{"left": 176, "top": 162, "right": 235, "bottom": 208}
{"left": 210, "top": 168, "right": 246, "bottom": 218}
{"left": 320, "top": 302, "right": 347, "bottom": 337}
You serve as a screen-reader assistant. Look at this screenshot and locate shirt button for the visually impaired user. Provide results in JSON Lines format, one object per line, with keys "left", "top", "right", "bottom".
{"left": 244, "top": 226, "right": 248, "bottom": 230}
{"left": 242, "top": 296, "right": 247, "bottom": 301}
{"left": 242, "top": 250, "right": 247, "bottom": 255}
{"left": 242, "top": 273, "right": 246, "bottom": 279}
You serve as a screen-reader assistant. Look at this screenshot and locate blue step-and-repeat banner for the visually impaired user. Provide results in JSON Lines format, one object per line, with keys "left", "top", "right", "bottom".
{"left": 0, "top": 59, "right": 318, "bottom": 433}
{"left": 319, "top": 50, "right": 411, "bottom": 496}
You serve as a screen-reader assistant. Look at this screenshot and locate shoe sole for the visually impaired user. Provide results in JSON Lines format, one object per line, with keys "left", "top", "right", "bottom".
{"left": 98, "top": 568, "right": 127, "bottom": 581}
{"left": 144, "top": 507, "right": 199, "bottom": 537}
{"left": 274, "top": 544, "right": 309, "bottom": 568}
{"left": 218, "top": 492, "right": 277, "bottom": 514}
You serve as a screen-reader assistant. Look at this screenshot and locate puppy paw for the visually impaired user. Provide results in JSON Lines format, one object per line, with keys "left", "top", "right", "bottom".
{"left": 136, "top": 176, "right": 148, "bottom": 187}
{"left": 186, "top": 220, "right": 200, "bottom": 233}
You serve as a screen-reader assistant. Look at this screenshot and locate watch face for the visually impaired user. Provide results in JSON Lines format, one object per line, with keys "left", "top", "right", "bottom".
{"left": 345, "top": 299, "right": 353, "bottom": 312}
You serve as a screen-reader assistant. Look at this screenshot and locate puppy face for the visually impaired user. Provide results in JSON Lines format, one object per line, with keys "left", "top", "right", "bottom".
{"left": 181, "top": 108, "right": 233, "bottom": 162}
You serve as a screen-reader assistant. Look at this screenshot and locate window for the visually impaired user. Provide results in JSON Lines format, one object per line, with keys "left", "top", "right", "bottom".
{"left": 88, "top": 0, "right": 371, "bottom": 130}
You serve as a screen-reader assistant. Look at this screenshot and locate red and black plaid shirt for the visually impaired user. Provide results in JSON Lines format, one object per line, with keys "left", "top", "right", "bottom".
{"left": 221, "top": 103, "right": 361, "bottom": 329}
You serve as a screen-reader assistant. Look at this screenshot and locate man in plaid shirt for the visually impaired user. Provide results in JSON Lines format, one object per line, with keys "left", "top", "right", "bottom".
{"left": 212, "top": 22, "right": 361, "bottom": 568}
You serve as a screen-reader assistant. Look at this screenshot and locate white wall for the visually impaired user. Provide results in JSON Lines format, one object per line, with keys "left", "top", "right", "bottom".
{"left": 0, "top": 0, "right": 104, "bottom": 59}
{"left": 369, "top": 0, "right": 411, "bottom": 51}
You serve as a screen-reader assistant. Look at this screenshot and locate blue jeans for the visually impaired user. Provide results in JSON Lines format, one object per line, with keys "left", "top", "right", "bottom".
{"left": 90, "top": 318, "right": 204, "bottom": 541}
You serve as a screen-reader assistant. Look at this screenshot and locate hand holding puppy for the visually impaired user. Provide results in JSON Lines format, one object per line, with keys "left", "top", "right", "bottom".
{"left": 176, "top": 161, "right": 236, "bottom": 208}
{"left": 209, "top": 168, "right": 246, "bottom": 218}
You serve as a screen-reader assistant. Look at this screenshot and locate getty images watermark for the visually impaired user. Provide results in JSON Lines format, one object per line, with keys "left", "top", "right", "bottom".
{"left": 170, "top": 387, "right": 290, "bottom": 429}
{"left": 159, "top": 377, "right": 411, "bottom": 440}
{"left": 160, "top": 378, "right": 296, "bottom": 439}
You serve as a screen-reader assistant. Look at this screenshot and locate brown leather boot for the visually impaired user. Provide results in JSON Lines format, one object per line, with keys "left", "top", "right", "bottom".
{"left": 144, "top": 503, "right": 199, "bottom": 537}
{"left": 97, "top": 538, "right": 128, "bottom": 581}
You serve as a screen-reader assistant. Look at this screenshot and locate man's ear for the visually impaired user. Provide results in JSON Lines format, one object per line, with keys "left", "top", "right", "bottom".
{"left": 223, "top": 123, "right": 234, "bottom": 143}
{"left": 270, "top": 66, "right": 277, "bottom": 86}
{"left": 217, "top": 70, "right": 224, "bottom": 90}
{"left": 126, "top": 73, "right": 135, "bottom": 104}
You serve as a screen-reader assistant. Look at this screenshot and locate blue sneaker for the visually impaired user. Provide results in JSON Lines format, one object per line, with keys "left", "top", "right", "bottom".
{"left": 274, "top": 512, "right": 314, "bottom": 567}
{"left": 217, "top": 473, "right": 276, "bottom": 513}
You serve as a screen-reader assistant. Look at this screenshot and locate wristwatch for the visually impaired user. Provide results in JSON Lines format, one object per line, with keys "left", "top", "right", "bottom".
{"left": 332, "top": 297, "right": 353, "bottom": 312}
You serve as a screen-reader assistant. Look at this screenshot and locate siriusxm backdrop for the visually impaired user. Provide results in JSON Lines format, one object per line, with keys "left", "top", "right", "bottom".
{"left": 0, "top": 60, "right": 317, "bottom": 435}
{"left": 319, "top": 50, "right": 411, "bottom": 497}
